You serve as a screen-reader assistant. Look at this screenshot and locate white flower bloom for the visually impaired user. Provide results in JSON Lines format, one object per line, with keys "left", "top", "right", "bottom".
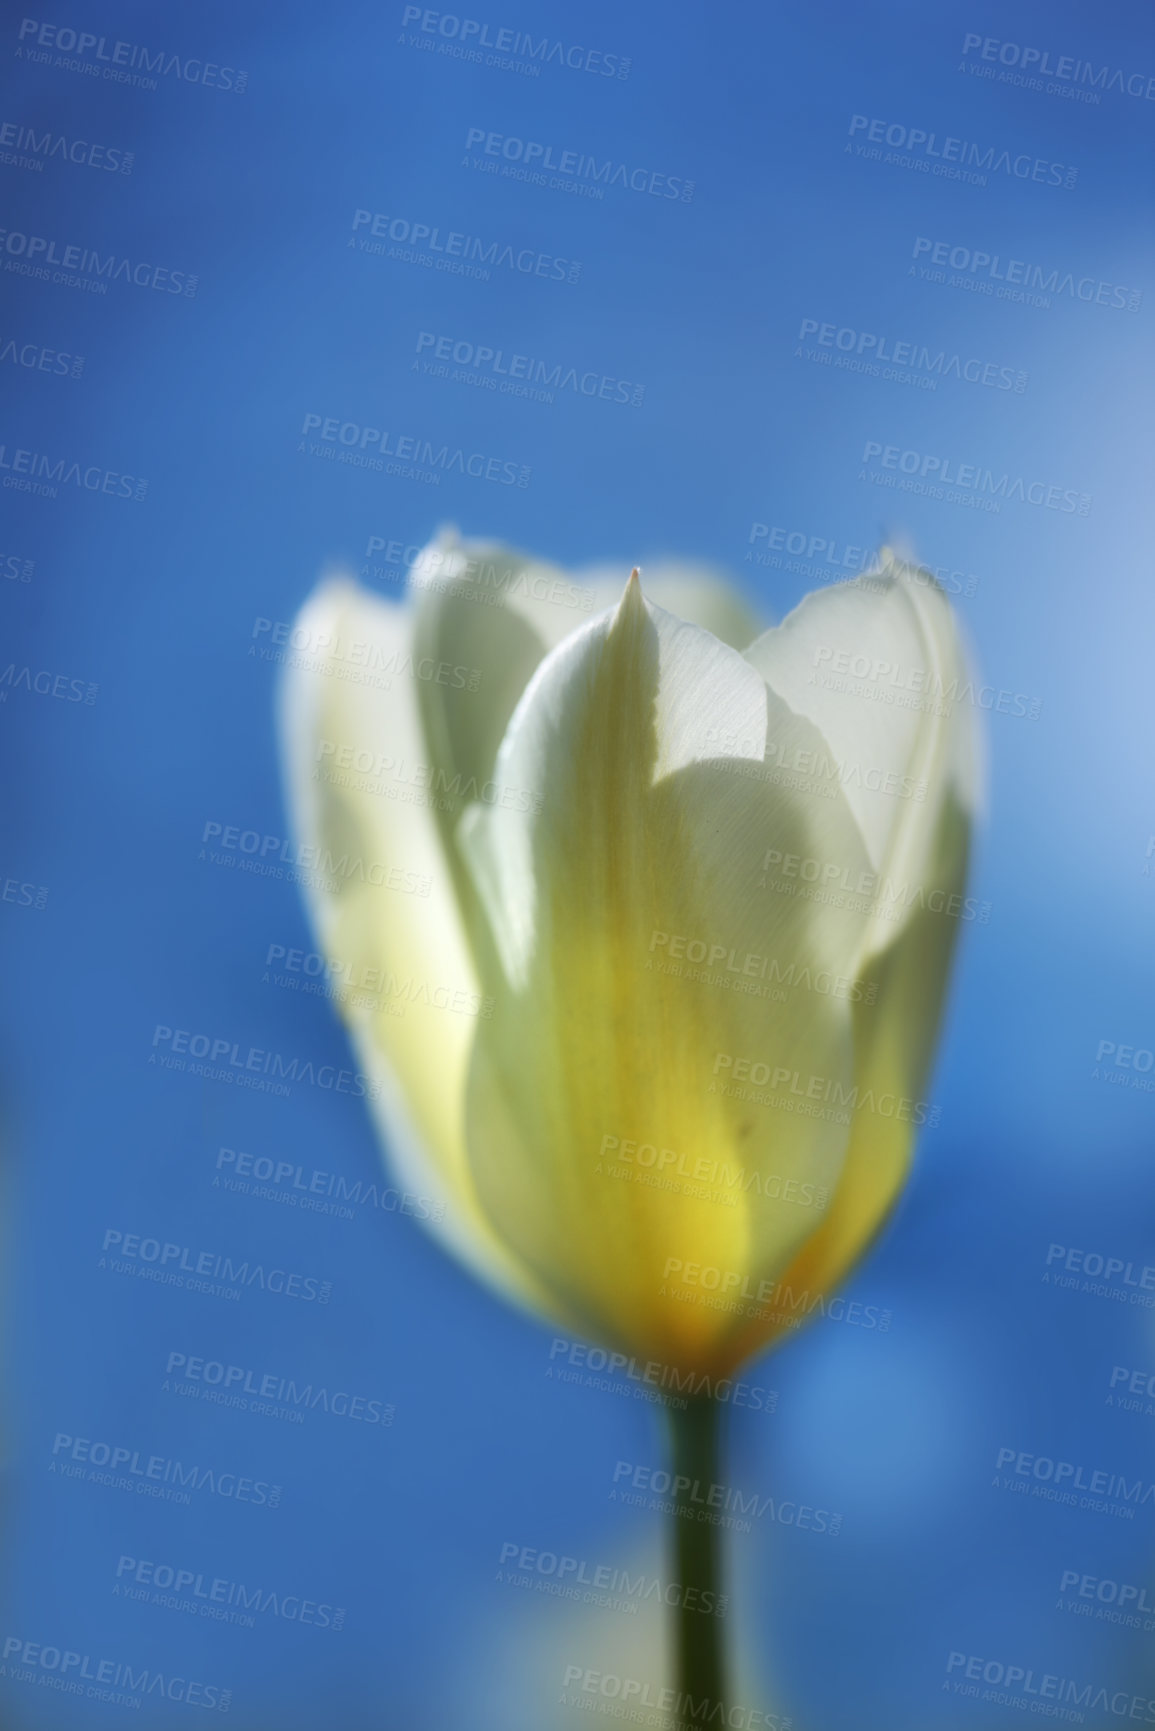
{"left": 280, "top": 531, "right": 977, "bottom": 1373}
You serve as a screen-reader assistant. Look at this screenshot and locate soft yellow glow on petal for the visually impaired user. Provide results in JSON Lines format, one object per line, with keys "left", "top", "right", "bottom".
{"left": 457, "top": 576, "right": 882, "bottom": 1372}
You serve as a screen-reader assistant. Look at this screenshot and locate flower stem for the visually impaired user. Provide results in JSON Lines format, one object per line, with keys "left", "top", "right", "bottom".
{"left": 665, "top": 1393, "right": 727, "bottom": 1712}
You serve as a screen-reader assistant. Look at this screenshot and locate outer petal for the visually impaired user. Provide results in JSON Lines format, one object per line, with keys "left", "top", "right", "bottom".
{"left": 403, "top": 531, "right": 598, "bottom": 925}
{"left": 456, "top": 577, "right": 878, "bottom": 1373}
{"left": 744, "top": 553, "right": 977, "bottom": 964}
{"left": 410, "top": 527, "right": 602, "bottom": 662}
{"left": 728, "top": 790, "right": 971, "bottom": 1362}
{"left": 726, "top": 560, "right": 977, "bottom": 1359}
{"left": 277, "top": 576, "right": 548, "bottom": 1309}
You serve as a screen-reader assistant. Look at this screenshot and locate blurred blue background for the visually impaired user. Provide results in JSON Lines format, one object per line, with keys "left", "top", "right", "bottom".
{"left": 1, "top": 0, "right": 1153, "bottom": 1725}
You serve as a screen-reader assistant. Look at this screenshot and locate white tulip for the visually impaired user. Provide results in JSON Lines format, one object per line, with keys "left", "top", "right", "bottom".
{"left": 280, "top": 530, "right": 977, "bottom": 1375}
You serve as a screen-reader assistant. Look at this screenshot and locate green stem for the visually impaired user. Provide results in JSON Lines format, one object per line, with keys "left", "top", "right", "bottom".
{"left": 665, "top": 1393, "right": 728, "bottom": 1714}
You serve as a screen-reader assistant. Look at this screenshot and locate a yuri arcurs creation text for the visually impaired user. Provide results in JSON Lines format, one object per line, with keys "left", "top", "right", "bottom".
{"left": 278, "top": 531, "right": 978, "bottom": 1709}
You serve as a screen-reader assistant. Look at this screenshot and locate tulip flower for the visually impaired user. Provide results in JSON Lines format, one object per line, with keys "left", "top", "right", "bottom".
{"left": 279, "top": 529, "right": 977, "bottom": 1709}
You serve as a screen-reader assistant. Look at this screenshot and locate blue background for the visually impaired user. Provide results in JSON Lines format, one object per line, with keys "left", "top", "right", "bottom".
{"left": 1, "top": 0, "right": 1153, "bottom": 1725}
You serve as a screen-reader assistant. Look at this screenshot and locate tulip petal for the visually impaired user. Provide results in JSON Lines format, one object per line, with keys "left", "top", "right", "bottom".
{"left": 278, "top": 576, "right": 547, "bottom": 1307}
{"left": 734, "top": 789, "right": 971, "bottom": 1363}
{"left": 744, "top": 557, "right": 977, "bottom": 961}
{"left": 404, "top": 534, "right": 595, "bottom": 925}
{"left": 730, "top": 560, "right": 976, "bottom": 1353}
{"left": 456, "top": 577, "right": 880, "bottom": 1371}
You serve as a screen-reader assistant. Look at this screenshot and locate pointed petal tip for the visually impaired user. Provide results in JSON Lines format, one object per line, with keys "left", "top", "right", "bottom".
{"left": 615, "top": 565, "right": 645, "bottom": 622}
